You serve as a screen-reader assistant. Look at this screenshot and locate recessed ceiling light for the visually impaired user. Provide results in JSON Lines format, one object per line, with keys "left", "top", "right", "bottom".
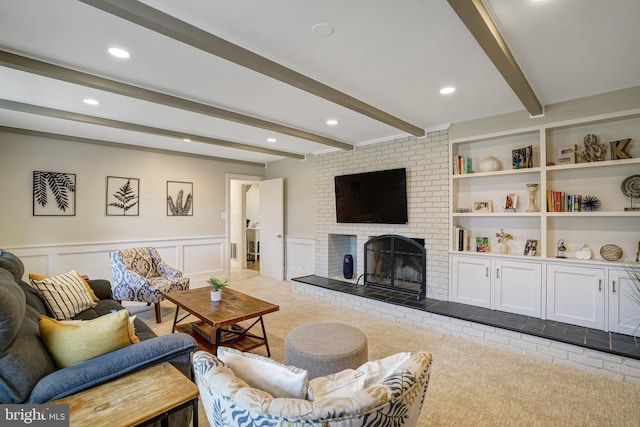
{"left": 326, "top": 119, "right": 338, "bottom": 126}
{"left": 108, "top": 47, "right": 130, "bottom": 59}
{"left": 266, "top": 137, "right": 277, "bottom": 143}
{"left": 83, "top": 98, "right": 100, "bottom": 106}
{"left": 182, "top": 138, "right": 191, "bottom": 142}
{"left": 440, "top": 87, "right": 456, "bottom": 95}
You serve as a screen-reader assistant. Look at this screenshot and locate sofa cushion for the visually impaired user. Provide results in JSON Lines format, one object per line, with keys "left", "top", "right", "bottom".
{"left": 39, "top": 310, "right": 139, "bottom": 368}
{"left": 217, "top": 347, "right": 308, "bottom": 399}
{"left": 29, "top": 271, "right": 97, "bottom": 320}
{"left": 0, "top": 270, "right": 56, "bottom": 403}
{"left": 29, "top": 272, "right": 99, "bottom": 302}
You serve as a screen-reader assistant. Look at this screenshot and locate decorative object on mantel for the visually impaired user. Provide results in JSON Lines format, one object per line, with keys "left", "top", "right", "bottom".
{"left": 575, "top": 244, "right": 593, "bottom": 260}
{"left": 525, "top": 183, "right": 540, "bottom": 212}
{"left": 207, "top": 276, "right": 229, "bottom": 301}
{"left": 609, "top": 138, "right": 632, "bottom": 160}
{"left": 581, "top": 134, "right": 607, "bottom": 162}
{"left": 479, "top": 155, "right": 502, "bottom": 172}
{"left": 621, "top": 175, "right": 640, "bottom": 211}
{"left": 556, "top": 239, "right": 567, "bottom": 258}
{"left": 495, "top": 229, "right": 513, "bottom": 254}
{"left": 600, "top": 244, "right": 623, "bottom": 262}
{"left": 580, "top": 195, "right": 601, "bottom": 212}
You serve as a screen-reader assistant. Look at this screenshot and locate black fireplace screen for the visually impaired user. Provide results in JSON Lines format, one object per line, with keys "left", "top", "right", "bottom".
{"left": 364, "top": 234, "right": 426, "bottom": 299}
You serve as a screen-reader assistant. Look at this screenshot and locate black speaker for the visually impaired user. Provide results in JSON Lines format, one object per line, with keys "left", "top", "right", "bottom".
{"left": 343, "top": 254, "right": 353, "bottom": 279}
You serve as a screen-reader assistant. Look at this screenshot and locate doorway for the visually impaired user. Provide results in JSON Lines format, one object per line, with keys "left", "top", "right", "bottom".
{"left": 226, "top": 175, "right": 284, "bottom": 281}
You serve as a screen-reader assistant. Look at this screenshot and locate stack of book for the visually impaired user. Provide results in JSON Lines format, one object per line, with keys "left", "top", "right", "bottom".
{"left": 452, "top": 155, "right": 472, "bottom": 175}
{"left": 547, "top": 190, "right": 582, "bottom": 212}
{"left": 452, "top": 226, "right": 470, "bottom": 251}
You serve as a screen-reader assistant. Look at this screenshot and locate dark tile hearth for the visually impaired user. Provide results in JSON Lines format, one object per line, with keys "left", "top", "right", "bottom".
{"left": 292, "top": 275, "right": 640, "bottom": 360}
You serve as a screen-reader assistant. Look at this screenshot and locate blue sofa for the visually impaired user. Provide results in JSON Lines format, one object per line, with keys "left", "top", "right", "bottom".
{"left": 0, "top": 249, "right": 197, "bottom": 411}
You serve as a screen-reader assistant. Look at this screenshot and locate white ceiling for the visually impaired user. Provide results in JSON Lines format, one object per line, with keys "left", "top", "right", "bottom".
{"left": 1, "top": 0, "right": 639, "bottom": 166}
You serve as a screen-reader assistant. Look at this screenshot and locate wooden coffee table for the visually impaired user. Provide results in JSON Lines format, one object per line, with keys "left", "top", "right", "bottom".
{"left": 165, "top": 287, "right": 279, "bottom": 356}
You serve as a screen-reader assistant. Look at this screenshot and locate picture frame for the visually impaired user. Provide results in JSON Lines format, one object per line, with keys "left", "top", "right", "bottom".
{"left": 512, "top": 145, "right": 533, "bottom": 169}
{"left": 33, "top": 171, "right": 76, "bottom": 216}
{"left": 106, "top": 176, "right": 140, "bottom": 216}
{"left": 167, "top": 181, "right": 193, "bottom": 216}
{"left": 524, "top": 239, "right": 538, "bottom": 256}
{"left": 504, "top": 194, "right": 518, "bottom": 212}
{"left": 472, "top": 200, "right": 493, "bottom": 213}
{"left": 476, "top": 237, "right": 489, "bottom": 252}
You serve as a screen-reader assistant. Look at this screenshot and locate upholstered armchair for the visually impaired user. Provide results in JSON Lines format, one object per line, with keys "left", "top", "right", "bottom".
{"left": 192, "top": 348, "right": 433, "bottom": 427}
{"left": 109, "top": 247, "right": 190, "bottom": 322}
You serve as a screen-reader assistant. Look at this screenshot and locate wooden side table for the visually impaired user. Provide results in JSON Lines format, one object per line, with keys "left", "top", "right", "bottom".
{"left": 51, "top": 362, "right": 198, "bottom": 427}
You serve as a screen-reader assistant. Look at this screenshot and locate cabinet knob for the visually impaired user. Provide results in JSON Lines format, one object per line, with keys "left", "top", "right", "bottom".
{"left": 612, "top": 280, "right": 616, "bottom": 293}
{"left": 277, "top": 234, "right": 282, "bottom": 238}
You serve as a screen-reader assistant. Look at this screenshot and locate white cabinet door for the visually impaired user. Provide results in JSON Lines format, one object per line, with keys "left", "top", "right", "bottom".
{"left": 494, "top": 260, "right": 542, "bottom": 317}
{"left": 451, "top": 255, "right": 491, "bottom": 308}
{"left": 546, "top": 265, "right": 605, "bottom": 329}
{"left": 608, "top": 268, "right": 640, "bottom": 336}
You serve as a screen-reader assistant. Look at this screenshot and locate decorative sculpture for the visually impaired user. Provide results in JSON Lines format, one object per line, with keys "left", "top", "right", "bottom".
{"left": 581, "top": 134, "right": 606, "bottom": 162}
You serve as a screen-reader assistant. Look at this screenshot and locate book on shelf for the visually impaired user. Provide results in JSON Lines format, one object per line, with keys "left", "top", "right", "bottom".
{"left": 452, "top": 226, "right": 470, "bottom": 251}
{"left": 452, "top": 155, "right": 472, "bottom": 175}
{"left": 546, "top": 190, "right": 583, "bottom": 212}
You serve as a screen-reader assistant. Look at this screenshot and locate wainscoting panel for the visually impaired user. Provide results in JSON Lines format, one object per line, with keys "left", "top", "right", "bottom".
{"left": 285, "top": 236, "right": 315, "bottom": 280}
{"left": 5, "top": 236, "right": 226, "bottom": 286}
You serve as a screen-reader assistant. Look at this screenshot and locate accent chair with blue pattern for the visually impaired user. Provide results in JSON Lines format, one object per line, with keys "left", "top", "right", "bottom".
{"left": 109, "top": 247, "right": 190, "bottom": 322}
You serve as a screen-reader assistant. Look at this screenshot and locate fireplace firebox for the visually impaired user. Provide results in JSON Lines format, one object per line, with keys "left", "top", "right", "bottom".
{"left": 363, "top": 234, "right": 426, "bottom": 299}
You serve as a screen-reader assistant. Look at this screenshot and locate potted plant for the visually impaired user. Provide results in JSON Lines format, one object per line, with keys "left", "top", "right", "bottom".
{"left": 495, "top": 229, "right": 513, "bottom": 254}
{"left": 207, "top": 277, "right": 228, "bottom": 301}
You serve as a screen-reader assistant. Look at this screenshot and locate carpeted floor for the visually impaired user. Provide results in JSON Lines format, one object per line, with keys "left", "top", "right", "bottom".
{"left": 131, "top": 268, "right": 640, "bottom": 427}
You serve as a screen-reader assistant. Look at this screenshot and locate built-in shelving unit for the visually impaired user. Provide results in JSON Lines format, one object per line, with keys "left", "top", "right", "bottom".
{"left": 449, "top": 109, "right": 640, "bottom": 336}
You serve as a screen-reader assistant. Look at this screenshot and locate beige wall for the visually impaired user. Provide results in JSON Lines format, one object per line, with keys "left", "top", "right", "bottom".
{"left": 265, "top": 155, "right": 316, "bottom": 238}
{"left": 0, "top": 132, "right": 264, "bottom": 247}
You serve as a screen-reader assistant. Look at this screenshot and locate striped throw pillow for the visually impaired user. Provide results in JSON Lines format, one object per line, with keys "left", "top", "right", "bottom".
{"left": 30, "top": 270, "right": 97, "bottom": 320}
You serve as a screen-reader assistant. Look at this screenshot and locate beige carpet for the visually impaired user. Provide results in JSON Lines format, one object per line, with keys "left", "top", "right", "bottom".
{"left": 130, "top": 269, "right": 640, "bottom": 427}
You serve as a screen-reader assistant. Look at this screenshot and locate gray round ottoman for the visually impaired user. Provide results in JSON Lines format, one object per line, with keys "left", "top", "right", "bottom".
{"left": 285, "top": 322, "right": 368, "bottom": 379}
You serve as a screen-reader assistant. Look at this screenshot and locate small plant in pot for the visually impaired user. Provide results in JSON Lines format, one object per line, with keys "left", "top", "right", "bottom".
{"left": 207, "top": 277, "right": 228, "bottom": 301}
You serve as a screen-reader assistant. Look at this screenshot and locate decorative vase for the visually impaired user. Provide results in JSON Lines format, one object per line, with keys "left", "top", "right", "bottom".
{"left": 525, "top": 183, "right": 540, "bottom": 212}
{"left": 479, "top": 156, "right": 502, "bottom": 172}
{"left": 499, "top": 244, "right": 508, "bottom": 254}
{"left": 210, "top": 290, "right": 221, "bottom": 301}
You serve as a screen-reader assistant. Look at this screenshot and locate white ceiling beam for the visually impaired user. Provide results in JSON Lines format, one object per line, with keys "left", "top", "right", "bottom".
{"left": 78, "top": 0, "right": 425, "bottom": 137}
{"left": 447, "top": 0, "right": 543, "bottom": 116}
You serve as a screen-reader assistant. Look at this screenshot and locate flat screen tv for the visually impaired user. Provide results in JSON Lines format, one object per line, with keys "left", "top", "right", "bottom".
{"left": 334, "top": 168, "right": 408, "bottom": 224}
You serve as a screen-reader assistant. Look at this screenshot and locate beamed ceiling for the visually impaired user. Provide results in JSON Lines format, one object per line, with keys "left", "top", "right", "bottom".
{"left": 1, "top": 0, "right": 640, "bottom": 166}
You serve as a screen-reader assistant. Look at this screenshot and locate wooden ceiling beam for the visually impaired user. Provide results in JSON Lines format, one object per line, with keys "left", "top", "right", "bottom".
{"left": 0, "top": 99, "right": 305, "bottom": 160}
{"left": 447, "top": 0, "right": 543, "bottom": 116}
{"left": 0, "top": 50, "right": 352, "bottom": 151}
{"left": 79, "top": 0, "right": 425, "bottom": 136}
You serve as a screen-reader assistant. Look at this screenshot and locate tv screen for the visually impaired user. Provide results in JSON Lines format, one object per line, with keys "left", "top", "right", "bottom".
{"left": 334, "top": 168, "right": 408, "bottom": 224}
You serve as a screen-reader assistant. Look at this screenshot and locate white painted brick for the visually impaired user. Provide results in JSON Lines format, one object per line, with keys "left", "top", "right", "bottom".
{"left": 484, "top": 333, "right": 510, "bottom": 346}
{"left": 568, "top": 353, "right": 604, "bottom": 369}
{"left": 587, "top": 366, "right": 624, "bottom": 381}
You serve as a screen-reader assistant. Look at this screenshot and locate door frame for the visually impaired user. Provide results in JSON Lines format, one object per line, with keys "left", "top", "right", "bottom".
{"left": 225, "top": 173, "right": 262, "bottom": 277}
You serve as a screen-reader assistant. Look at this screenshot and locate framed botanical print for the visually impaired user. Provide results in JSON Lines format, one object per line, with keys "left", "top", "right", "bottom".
{"left": 33, "top": 171, "right": 76, "bottom": 216}
{"left": 106, "top": 176, "right": 140, "bottom": 216}
{"left": 167, "top": 181, "right": 193, "bottom": 216}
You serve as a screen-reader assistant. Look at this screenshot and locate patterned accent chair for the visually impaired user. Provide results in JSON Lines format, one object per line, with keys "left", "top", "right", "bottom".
{"left": 109, "top": 247, "right": 190, "bottom": 323}
{"left": 193, "top": 350, "right": 433, "bottom": 427}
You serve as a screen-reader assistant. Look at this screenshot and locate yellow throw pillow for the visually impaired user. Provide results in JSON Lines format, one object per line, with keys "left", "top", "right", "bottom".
{"left": 38, "top": 310, "right": 140, "bottom": 368}
{"left": 29, "top": 271, "right": 100, "bottom": 302}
